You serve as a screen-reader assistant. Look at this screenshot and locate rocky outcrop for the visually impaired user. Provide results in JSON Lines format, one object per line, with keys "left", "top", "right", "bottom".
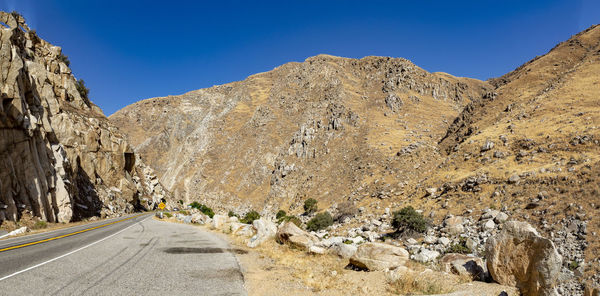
{"left": 350, "top": 242, "right": 409, "bottom": 271}
{"left": 0, "top": 12, "right": 171, "bottom": 225}
{"left": 276, "top": 221, "right": 319, "bottom": 250}
{"left": 486, "top": 221, "right": 562, "bottom": 296}
{"left": 247, "top": 218, "right": 277, "bottom": 248}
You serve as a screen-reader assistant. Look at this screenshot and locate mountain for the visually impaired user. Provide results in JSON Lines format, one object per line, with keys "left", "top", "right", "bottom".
{"left": 0, "top": 11, "right": 171, "bottom": 226}
{"left": 110, "top": 54, "right": 492, "bottom": 213}
{"left": 112, "top": 25, "right": 600, "bottom": 286}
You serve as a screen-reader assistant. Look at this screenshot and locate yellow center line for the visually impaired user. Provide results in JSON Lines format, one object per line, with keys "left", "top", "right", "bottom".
{"left": 0, "top": 213, "right": 147, "bottom": 252}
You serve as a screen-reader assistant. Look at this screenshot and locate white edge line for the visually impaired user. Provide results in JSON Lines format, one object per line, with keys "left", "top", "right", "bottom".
{"left": 0, "top": 214, "right": 151, "bottom": 282}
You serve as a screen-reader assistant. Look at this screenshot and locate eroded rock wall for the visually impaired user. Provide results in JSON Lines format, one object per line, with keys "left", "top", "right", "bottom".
{"left": 0, "top": 11, "right": 170, "bottom": 224}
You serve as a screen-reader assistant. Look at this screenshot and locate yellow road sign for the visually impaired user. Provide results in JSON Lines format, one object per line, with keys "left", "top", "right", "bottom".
{"left": 158, "top": 202, "right": 166, "bottom": 210}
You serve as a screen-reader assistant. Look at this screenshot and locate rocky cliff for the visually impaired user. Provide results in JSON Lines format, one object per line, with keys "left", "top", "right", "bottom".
{"left": 0, "top": 11, "right": 170, "bottom": 225}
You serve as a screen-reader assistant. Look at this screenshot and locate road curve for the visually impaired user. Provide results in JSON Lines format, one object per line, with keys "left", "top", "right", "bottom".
{"left": 0, "top": 214, "right": 246, "bottom": 295}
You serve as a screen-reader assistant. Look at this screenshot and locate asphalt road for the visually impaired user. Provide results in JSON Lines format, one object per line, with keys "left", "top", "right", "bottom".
{"left": 0, "top": 213, "right": 246, "bottom": 295}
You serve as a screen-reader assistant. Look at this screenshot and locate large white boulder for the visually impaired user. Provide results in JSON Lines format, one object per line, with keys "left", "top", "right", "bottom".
{"left": 276, "top": 221, "right": 319, "bottom": 250}
{"left": 247, "top": 218, "right": 277, "bottom": 248}
{"left": 350, "top": 242, "right": 409, "bottom": 271}
{"left": 486, "top": 221, "right": 562, "bottom": 296}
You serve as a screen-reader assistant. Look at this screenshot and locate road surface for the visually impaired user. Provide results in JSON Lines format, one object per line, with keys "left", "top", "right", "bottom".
{"left": 0, "top": 213, "right": 246, "bottom": 295}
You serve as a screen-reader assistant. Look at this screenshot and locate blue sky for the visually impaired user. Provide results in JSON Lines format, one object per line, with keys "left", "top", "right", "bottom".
{"left": 1, "top": 0, "right": 598, "bottom": 115}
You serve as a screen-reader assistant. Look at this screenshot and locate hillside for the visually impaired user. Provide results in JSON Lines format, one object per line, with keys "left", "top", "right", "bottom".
{"left": 0, "top": 12, "right": 172, "bottom": 229}
{"left": 112, "top": 24, "right": 600, "bottom": 291}
{"left": 110, "top": 54, "right": 492, "bottom": 213}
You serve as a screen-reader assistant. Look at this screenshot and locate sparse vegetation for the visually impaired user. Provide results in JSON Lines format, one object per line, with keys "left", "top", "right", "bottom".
{"left": 306, "top": 212, "right": 333, "bottom": 232}
{"left": 178, "top": 210, "right": 190, "bottom": 215}
{"left": 276, "top": 210, "right": 287, "bottom": 220}
{"left": 240, "top": 210, "right": 260, "bottom": 224}
{"left": 569, "top": 260, "right": 579, "bottom": 271}
{"left": 279, "top": 215, "right": 302, "bottom": 227}
{"left": 228, "top": 210, "right": 239, "bottom": 218}
{"left": 303, "top": 198, "right": 318, "bottom": 215}
{"left": 392, "top": 206, "right": 427, "bottom": 234}
{"left": 178, "top": 199, "right": 183, "bottom": 205}
{"left": 57, "top": 52, "right": 70, "bottom": 67}
{"left": 164, "top": 212, "right": 173, "bottom": 218}
{"left": 447, "top": 237, "right": 470, "bottom": 254}
{"left": 32, "top": 220, "right": 48, "bottom": 230}
{"left": 75, "top": 79, "right": 89, "bottom": 100}
{"left": 189, "top": 202, "right": 214, "bottom": 218}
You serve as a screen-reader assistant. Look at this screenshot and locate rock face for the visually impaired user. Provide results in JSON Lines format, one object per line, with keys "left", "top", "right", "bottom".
{"left": 0, "top": 12, "right": 171, "bottom": 225}
{"left": 110, "top": 52, "right": 491, "bottom": 213}
{"left": 486, "top": 221, "right": 562, "bottom": 296}
{"left": 350, "top": 242, "right": 409, "bottom": 271}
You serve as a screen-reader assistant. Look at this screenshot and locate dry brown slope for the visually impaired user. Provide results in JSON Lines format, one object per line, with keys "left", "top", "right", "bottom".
{"left": 423, "top": 24, "right": 600, "bottom": 284}
{"left": 110, "top": 55, "right": 492, "bottom": 213}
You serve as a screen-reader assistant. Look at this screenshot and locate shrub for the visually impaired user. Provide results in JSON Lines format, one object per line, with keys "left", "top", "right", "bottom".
{"left": 57, "top": 52, "right": 70, "bottom": 67}
{"left": 32, "top": 220, "right": 48, "bottom": 230}
{"left": 392, "top": 206, "right": 427, "bottom": 234}
{"left": 281, "top": 215, "right": 302, "bottom": 227}
{"left": 178, "top": 210, "right": 190, "bottom": 215}
{"left": 228, "top": 210, "right": 239, "bottom": 218}
{"left": 164, "top": 212, "right": 173, "bottom": 218}
{"left": 178, "top": 200, "right": 183, "bottom": 205}
{"left": 240, "top": 210, "right": 260, "bottom": 224}
{"left": 189, "top": 202, "right": 215, "bottom": 218}
{"left": 446, "top": 238, "right": 470, "bottom": 254}
{"left": 75, "top": 79, "right": 89, "bottom": 100}
{"left": 306, "top": 212, "right": 333, "bottom": 232}
{"left": 276, "top": 210, "right": 287, "bottom": 220}
{"left": 303, "top": 198, "right": 318, "bottom": 214}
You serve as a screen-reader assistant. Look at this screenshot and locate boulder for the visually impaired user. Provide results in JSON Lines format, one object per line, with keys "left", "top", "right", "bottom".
{"left": 413, "top": 249, "right": 440, "bottom": 263}
{"left": 276, "top": 221, "right": 319, "bottom": 250}
{"left": 247, "top": 218, "right": 277, "bottom": 248}
{"left": 486, "top": 221, "right": 561, "bottom": 296}
{"left": 440, "top": 253, "right": 488, "bottom": 281}
{"left": 234, "top": 224, "right": 255, "bottom": 237}
{"left": 331, "top": 242, "right": 358, "bottom": 258}
{"left": 443, "top": 215, "right": 464, "bottom": 235}
{"left": 211, "top": 214, "right": 228, "bottom": 230}
{"left": 191, "top": 213, "right": 208, "bottom": 224}
{"left": 494, "top": 212, "right": 509, "bottom": 224}
{"left": 350, "top": 242, "right": 409, "bottom": 271}
{"left": 308, "top": 245, "right": 327, "bottom": 255}
{"left": 183, "top": 215, "right": 192, "bottom": 224}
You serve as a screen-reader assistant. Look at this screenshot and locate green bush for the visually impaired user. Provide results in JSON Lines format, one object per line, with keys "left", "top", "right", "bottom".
{"left": 281, "top": 215, "right": 302, "bottom": 227}
{"left": 446, "top": 238, "right": 470, "bottom": 254}
{"left": 306, "top": 212, "right": 333, "bottom": 232}
{"left": 75, "top": 79, "right": 89, "bottom": 100}
{"left": 391, "top": 206, "right": 427, "bottom": 234}
{"left": 228, "top": 210, "right": 239, "bottom": 218}
{"left": 240, "top": 210, "right": 260, "bottom": 224}
{"left": 164, "top": 212, "right": 173, "bottom": 218}
{"left": 303, "top": 198, "right": 318, "bottom": 214}
{"left": 178, "top": 210, "right": 190, "bottom": 215}
{"left": 178, "top": 200, "right": 183, "bottom": 205}
{"left": 276, "top": 210, "right": 287, "bottom": 220}
{"left": 32, "top": 220, "right": 48, "bottom": 230}
{"left": 189, "top": 202, "right": 215, "bottom": 218}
